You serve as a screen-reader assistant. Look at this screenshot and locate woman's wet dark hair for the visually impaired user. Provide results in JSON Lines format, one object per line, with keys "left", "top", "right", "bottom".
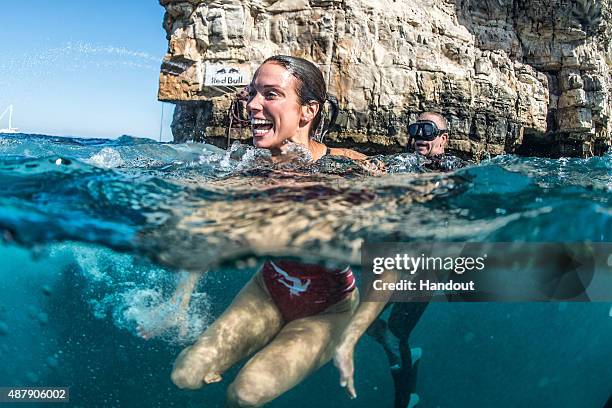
{"left": 260, "top": 55, "right": 339, "bottom": 140}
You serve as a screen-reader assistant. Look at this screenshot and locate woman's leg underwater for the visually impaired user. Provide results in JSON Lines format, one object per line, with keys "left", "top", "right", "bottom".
{"left": 226, "top": 290, "right": 359, "bottom": 407}
{"left": 172, "top": 275, "right": 283, "bottom": 389}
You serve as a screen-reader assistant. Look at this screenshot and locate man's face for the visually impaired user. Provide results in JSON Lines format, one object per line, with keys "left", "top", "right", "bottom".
{"left": 415, "top": 134, "right": 447, "bottom": 156}
{"left": 411, "top": 113, "right": 448, "bottom": 157}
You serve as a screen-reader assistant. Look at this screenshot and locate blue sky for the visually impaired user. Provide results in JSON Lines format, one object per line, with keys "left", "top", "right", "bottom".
{"left": 1, "top": 1, "right": 174, "bottom": 140}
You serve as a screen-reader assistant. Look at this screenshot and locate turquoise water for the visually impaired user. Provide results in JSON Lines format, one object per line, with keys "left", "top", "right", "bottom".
{"left": 0, "top": 133, "right": 610, "bottom": 407}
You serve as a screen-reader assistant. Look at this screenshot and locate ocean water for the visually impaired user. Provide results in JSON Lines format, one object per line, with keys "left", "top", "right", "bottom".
{"left": 0, "top": 133, "right": 610, "bottom": 407}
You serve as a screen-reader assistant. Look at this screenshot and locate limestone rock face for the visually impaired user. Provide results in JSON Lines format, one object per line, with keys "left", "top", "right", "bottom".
{"left": 158, "top": 0, "right": 612, "bottom": 157}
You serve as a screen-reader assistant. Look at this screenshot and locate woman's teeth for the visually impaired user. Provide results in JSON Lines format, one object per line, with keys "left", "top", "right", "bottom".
{"left": 251, "top": 118, "right": 273, "bottom": 136}
{"left": 251, "top": 119, "right": 273, "bottom": 125}
{"left": 253, "top": 128, "right": 271, "bottom": 136}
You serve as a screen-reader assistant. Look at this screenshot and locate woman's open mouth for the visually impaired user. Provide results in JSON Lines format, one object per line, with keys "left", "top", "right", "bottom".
{"left": 251, "top": 118, "right": 274, "bottom": 137}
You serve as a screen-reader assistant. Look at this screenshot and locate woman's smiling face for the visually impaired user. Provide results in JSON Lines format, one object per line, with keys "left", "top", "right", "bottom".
{"left": 246, "top": 62, "right": 304, "bottom": 149}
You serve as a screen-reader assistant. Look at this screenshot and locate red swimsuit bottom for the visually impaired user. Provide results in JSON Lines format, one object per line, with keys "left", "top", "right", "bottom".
{"left": 260, "top": 260, "right": 356, "bottom": 322}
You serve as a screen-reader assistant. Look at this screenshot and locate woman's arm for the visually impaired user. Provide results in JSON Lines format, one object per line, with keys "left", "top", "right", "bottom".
{"left": 138, "top": 270, "right": 204, "bottom": 340}
{"left": 334, "top": 269, "right": 398, "bottom": 398}
{"left": 328, "top": 147, "right": 368, "bottom": 161}
{"left": 328, "top": 147, "right": 386, "bottom": 175}
{"left": 172, "top": 270, "right": 203, "bottom": 308}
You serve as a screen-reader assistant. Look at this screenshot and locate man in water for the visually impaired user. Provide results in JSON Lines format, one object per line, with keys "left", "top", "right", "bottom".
{"left": 363, "top": 112, "right": 458, "bottom": 408}
{"left": 409, "top": 112, "right": 449, "bottom": 157}
{"left": 408, "top": 111, "right": 466, "bottom": 172}
{"left": 368, "top": 112, "right": 448, "bottom": 408}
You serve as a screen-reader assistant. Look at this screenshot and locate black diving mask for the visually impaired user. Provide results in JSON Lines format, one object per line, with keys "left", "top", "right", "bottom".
{"left": 408, "top": 120, "right": 448, "bottom": 141}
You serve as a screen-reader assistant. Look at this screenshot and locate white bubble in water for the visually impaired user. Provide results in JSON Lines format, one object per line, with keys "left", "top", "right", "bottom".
{"left": 87, "top": 147, "right": 124, "bottom": 168}
{"left": 120, "top": 288, "right": 211, "bottom": 344}
{"left": 609, "top": 305, "right": 612, "bottom": 317}
{"left": 49, "top": 243, "right": 211, "bottom": 344}
{"left": 71, "top": 246, "right": 114, "bottom": 283}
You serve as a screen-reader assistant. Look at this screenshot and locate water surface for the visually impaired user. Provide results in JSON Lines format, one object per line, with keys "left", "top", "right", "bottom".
{"left": 0, "top": 134, "right": 610, "bottom": 407}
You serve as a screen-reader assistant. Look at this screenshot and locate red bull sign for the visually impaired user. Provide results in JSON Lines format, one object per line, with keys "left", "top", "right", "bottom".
{"left": 204, "top": 63, "right": 251, "bottom": 86}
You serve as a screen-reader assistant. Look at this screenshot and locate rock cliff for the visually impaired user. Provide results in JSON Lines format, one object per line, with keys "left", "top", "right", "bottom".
{"left": 158, "top": 0, "right": 611, "bottom": 157}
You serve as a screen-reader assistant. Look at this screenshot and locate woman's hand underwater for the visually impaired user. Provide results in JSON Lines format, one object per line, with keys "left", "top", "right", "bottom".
{"left": 333, "top": 339, "right": 358, "bottom": 399}
{"left": 137, "top": 271, "right": 203, "bottom": 340}
{"left": 136, "top": 297, "right": 189, "bottom": 340}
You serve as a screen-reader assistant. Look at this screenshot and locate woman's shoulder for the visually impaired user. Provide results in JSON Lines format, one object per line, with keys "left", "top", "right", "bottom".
{"left": 327, "top": 147, "right": 367, "bottom": 161}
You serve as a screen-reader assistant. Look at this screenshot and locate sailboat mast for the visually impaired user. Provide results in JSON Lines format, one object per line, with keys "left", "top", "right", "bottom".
{"left": 0, "top": 104, "right": 18, "bottom": 133}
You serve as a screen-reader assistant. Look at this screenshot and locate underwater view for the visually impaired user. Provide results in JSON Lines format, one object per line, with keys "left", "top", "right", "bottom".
{"left": 0, "top": 133, "right": 610, "bottom": 407}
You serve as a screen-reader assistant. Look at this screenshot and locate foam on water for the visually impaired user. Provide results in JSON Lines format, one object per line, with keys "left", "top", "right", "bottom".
{"left": 87, "top": 147, "right": 125, "bottom": 168}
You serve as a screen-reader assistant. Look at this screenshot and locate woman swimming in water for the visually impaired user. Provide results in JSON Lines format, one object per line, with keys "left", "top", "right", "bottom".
{"left": 169, "top": 55, "right": 368, "bottom": 407}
